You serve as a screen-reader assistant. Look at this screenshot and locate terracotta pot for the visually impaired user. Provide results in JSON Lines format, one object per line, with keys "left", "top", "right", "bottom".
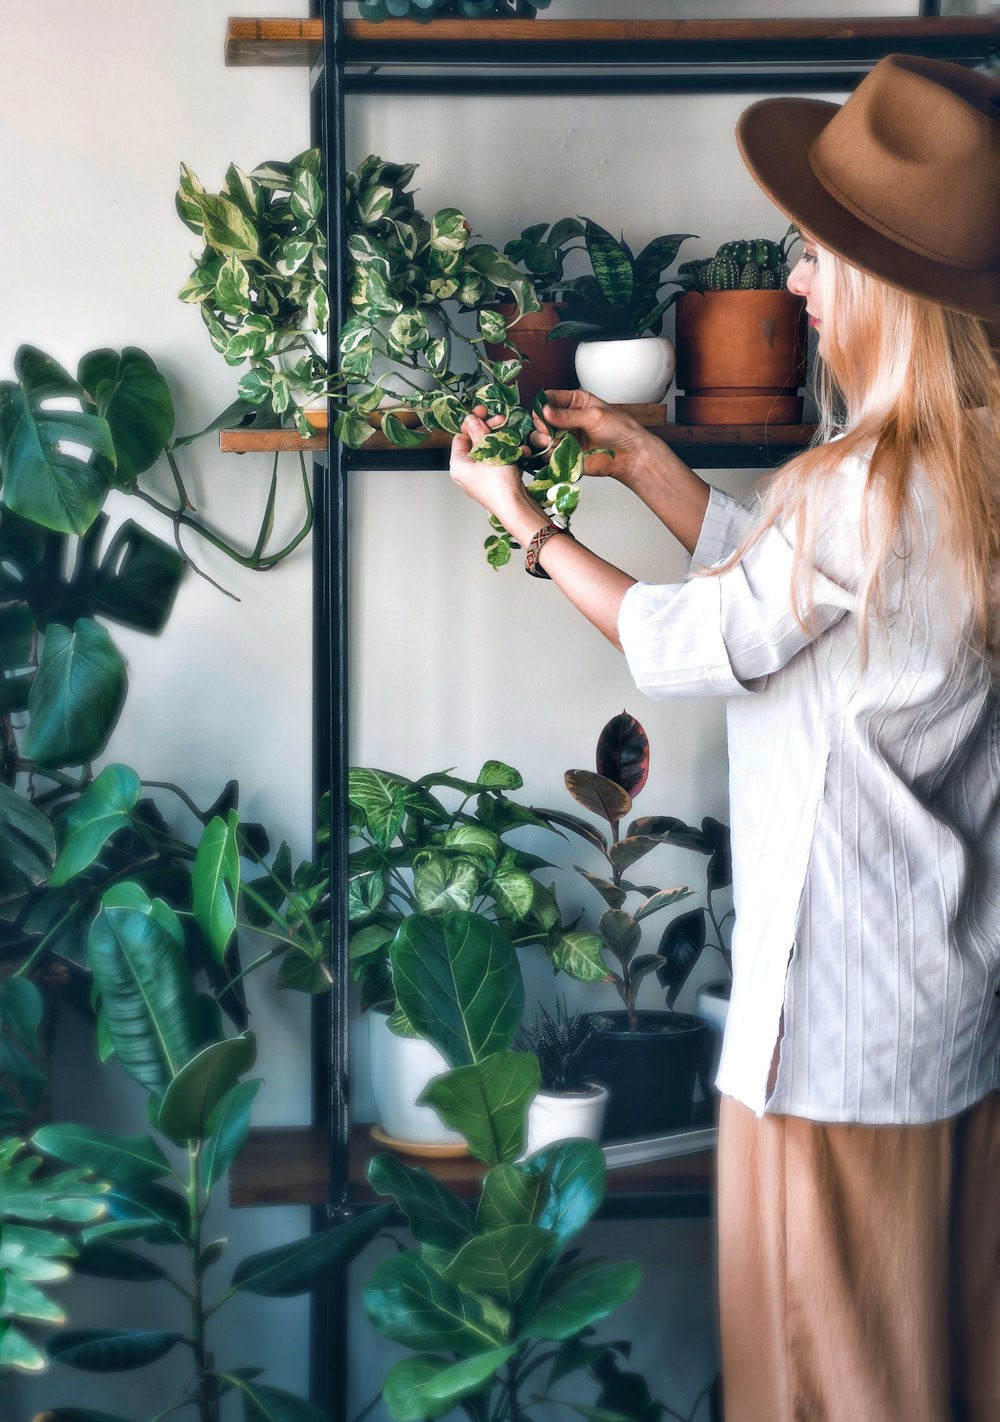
{"left": 675, "top": 290, "right": 808, "bottom": 424}
{"left": 483, "top": 302, "right": 579, "bottom": 406}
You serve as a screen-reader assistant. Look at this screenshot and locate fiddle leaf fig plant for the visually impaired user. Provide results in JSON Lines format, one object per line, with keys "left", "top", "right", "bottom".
{"left": 364, "top": 903, "right": 644, "bottom": 1421}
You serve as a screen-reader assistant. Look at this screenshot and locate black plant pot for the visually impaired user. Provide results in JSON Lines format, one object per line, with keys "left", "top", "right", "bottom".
{"left": 586, "top": 1010, "right": 709, "bottom": 1140}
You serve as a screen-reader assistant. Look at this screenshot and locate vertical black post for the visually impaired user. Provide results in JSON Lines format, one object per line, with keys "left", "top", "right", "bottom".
{"left": 310, "top": 0, "right": 352, "bottom": 1416}
{"left": 918, "top": 0, "right": 942, "bottom": 15}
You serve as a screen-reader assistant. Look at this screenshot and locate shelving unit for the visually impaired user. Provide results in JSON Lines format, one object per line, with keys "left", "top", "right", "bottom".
{"left": 223, "top": 6, "right": 996, "bottom": 1414}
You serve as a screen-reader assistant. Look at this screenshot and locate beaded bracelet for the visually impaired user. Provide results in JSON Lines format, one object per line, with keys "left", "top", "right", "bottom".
{"left": 524, "top": 521, "right": 572, "bottom": 579}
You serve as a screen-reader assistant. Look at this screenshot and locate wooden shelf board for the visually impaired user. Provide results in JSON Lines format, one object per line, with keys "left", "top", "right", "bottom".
{"left": 225, "top": 15, "right": 995, "bottom": 67}
{"left": 220, "top": 417, "right": 818, "bottom": 456}
{"left": 229, "top": 1124, "right": 715, "bottom": 1209}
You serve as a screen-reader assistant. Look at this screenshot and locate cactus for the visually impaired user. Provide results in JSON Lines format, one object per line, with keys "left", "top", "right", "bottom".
{"left": 705, "top": 255, "right": 740, "bottom": 290}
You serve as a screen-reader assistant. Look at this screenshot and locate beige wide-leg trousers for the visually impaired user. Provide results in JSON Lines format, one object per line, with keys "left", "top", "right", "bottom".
{"left": 717, "top": 1091, "right": 1000, "bottom": 1422}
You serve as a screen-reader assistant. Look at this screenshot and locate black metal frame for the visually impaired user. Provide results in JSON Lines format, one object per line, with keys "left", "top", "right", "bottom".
{"left": 308, "top": 3, "right": 994, "bottom": 1413}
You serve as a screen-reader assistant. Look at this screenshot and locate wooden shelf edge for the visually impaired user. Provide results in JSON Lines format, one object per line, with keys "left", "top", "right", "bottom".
{"left": 226, "top": 15, "right": 995, "bottom": 67}
{"left": 220, "top": 418, "right": 818, "bottom": 455}
{"left": 229, "top": 1124, "right": 715, "bottom": 1208}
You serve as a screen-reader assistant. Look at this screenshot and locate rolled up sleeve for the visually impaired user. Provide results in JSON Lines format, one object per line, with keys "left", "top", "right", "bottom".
{"left": 618, "top": 514, "right": 858, "bottom": 700}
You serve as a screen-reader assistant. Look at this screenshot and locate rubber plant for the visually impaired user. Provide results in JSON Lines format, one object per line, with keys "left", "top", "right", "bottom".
{"left": 1, "top": 810, "right": 388, "bottom": 1419}
{"left": 362, "top": 905, "right": 647, "bottom": 1421}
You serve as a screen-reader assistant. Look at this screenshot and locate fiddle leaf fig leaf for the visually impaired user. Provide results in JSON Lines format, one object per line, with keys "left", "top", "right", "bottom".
{"left": 441, "top": 1225, "right": 557, "bottom": 1306}
{"left": 23, "top": 619, "right": 127, "bottom": 769}
{"left": 520, "top": 1259, "right": 641, "bottom": 1341}
{"left": 367, "top": 1154, "right": 473, "bottom": 1250}
{"left": 363, "top": 1247, "right": 510, "bottom": 1355}
{"left": 419, "top": 1052, "right": 538, "bottom": 1167}
{"left": 391, "top": 913, "right": 524, "bottom": 1068}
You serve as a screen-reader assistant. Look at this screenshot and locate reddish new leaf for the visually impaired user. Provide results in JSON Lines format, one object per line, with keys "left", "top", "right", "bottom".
{"left": 596, "top": 712, "right": 649, "bottom": 798}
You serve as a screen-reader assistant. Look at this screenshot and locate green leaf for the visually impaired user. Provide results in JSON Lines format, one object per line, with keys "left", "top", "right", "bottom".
{"left": 348, "top": 768, "right": 408, "bottom": 849}
{"left": 213, "top": 254, "right": 252, "bottom": 317}
{"left": 231, "top": 1205, "right": 392, "bottom": 1296}
{"left": 26, "top": 1411, "right": 137, "bottom": 1422}
{"left": 202, "top": 1078, "right": 262, "bottom": 1190}
{"left": 576, "top": 870, "right": 627, "bottom": 910}
{"left": 413, "top": 853, "right": 480, "bottom": 914}
{"left": 0, "top": 601, "right": 35, "bottom": 671}
{"left": 46, "top": 1328, "right": 183, "bottom": 1371}
{"left": 157, "top": 1034, "right": 256, "bottom": 1143}
{"left": 584, "top": 220, "right": 634, "bottom": 308}
{"left": 238, "top": 1379, "right": 333, "bottom": 1422}
{"left": 195, "top": 192, "right": 260, "bottom": 260}
{"left": 0, "top": 1323, "right": 47, "bottom": 1371}
{"left": 0, "top": 783, "right": 55, "bottom": 897}
{"left": 88, "top": 521, "right": 185, "bottom": 633}
{"left": 599, "top": 910, "right": 641, "bottom": 964}
{"left": 520, "top": 1260, "right": 640, "bottom": 1341}
{"left": 420, "top": 1051, "right": 539, "bottom": 1167}
{"left": 23, "top": 618, "right": 127, "bottom": 768}
{"left": 385, "top": 1347, "right": 518, "bottom": 1420}
{"left": 88, "top": 884, "right": 202, "bottom": 1097}
{"left": 367, "top": 1153, "right": 473, "bottom": 1250}
{"left": 364, "top": 1247, "right": 509, "bottom": 1356}
{"left": 77, "top": 347, "right": 175, "bottom": 483}
{"left": 0, "top": 353, "right": 115, "bottom": 534}
{"left": 32, "top": 1125, "right": 170, "bottom": 1184}
{"left": 70, "top": 1240, "right": 168, "bottom": 1283}
{"left": 84, "top": 1179, "right": 188, "bottom": 1246}
{"left": 442, "top": 1225, "right": 556, "bottom": 1306}
{"left": 391, "top": 913, "right": 524, "bottom": 1069}
{"left": 523, "top": 1139, "right": 606, "bottom": 1246}
{"left": 50, "top": 764, "right": 141, "bottom": 886}
{"left": 380, "top": 412, "right": 428, "bottom": 449}
{"left": 549, "top": 932, "right": 609, "bottom": 984}
{"left": 193, "top": 810, "right": 241, "bottom": 961}
{"left": 477, "top": 1164, "right": 547, "bottom": 1231}
{"left": 0, "top": 977, "right": 46, "bottom": 1130}
{"left": 488, "top": 859, "right": 535, "bottom": 921}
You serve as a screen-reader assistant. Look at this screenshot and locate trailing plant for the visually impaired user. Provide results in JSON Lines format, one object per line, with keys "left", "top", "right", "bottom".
{"left": 516, "top": 997, "right": 603, "bottom": 1093}
{"left": 359, "top": 0, "right": 550, "bottom": 19}
{"left": 348, "top": 759, "right": 607, "bottom": 1022}
{"left": 532, "top": 711, "right": 732, "bottom": 1031}
{"left": 676, "top": 227, "right": 796, "bottom": 292}
{"left": 549, "top": 219, "right": 696, "bottom": 342}
{"left": 177, "top": 147, "right": 330, "bottom": 431}
{"left": 363, "top": 906, "right": 646, "bottom": 1421}
{"left": 2, "top": 835, "right": 387, "bottom": 1420}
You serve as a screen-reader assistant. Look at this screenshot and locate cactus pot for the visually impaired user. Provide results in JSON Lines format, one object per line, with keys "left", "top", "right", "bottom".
{"left": 675, "top": 290, "right": 807, "bottom": 424}
{"left": 574, "top": 335, "right": 675, "bottom": 405}
{"left": 585, "top": 1010, "right": 708, "bottom": 1141}
{"left": 483, "top": 302, "right": 579, "bottom": 407}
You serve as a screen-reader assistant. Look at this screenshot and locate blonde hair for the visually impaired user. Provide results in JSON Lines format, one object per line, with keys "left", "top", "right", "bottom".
{"left": 715, "top": 243, "right": 1000, "bottom": 652}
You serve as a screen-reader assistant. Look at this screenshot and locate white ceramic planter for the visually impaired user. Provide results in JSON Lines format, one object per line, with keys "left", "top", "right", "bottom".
{"left": 574, "top": 335, "right": 676, "bottom": 404}
{"left": 524, "top": 1082, "right": 610, "bottom": 1157}
{"left": 368, "top": 1007, "right": 465, "bottom": 1148}
{"left": 695, "top": 979, "right": 731, "bottom": 1086}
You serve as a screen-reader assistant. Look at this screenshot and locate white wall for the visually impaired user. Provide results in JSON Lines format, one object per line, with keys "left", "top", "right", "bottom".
{"left": 2, "top": 3, "right": 851, "bottom": 1418}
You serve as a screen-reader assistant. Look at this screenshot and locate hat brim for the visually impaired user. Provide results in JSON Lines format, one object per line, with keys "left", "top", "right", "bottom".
{"left": 737, "top": 97, "right": 1000, "bottom": 322}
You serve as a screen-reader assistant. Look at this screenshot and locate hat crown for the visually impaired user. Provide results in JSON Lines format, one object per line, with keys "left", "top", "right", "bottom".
{"left": 810, "top": 56, "right": 1000, "bottom": 272}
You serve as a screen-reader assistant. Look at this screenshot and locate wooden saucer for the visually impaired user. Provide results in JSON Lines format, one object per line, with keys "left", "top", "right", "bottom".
{"left": 370, "top": 1124, "right": 469, "bottom": 1159}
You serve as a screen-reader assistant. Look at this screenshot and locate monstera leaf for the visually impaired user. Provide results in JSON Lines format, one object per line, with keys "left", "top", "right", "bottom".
{"left": 0, "top": 347, "right": 115, "bottom": 535}
{"left": 77, "top": 347, "right": 175, "bottom": 485}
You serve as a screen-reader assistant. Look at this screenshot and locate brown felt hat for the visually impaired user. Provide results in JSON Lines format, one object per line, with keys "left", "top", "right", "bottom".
{"left": 737, "top": 54, "right": 1000, "bottom": 321}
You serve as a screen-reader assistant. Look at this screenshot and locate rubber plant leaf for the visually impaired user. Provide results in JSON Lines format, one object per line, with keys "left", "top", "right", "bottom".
{"left": 595, "top": 712, "right": 649, "bottom": 798}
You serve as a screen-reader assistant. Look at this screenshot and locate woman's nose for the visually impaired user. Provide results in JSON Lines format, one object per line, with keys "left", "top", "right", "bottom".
{"left": 786, "top": 257, "right": 810, "bottom": 297}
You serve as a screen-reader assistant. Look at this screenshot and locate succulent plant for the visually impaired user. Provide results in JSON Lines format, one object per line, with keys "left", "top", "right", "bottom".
{"left": 517, "top": 998, "right": 603, "bottom": 1093}
{"left": 677, "top": 227, "right": 796, "bottom": 293}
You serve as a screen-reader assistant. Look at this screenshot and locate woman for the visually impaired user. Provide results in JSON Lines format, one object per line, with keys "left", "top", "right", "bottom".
{"left": 449, "top": 55, "right": 1000, "bottom": 1422}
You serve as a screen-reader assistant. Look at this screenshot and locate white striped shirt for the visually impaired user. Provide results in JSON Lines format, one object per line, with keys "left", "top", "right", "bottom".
{"left": 617, "top": 456, "right": 1000, "bottom": 1123}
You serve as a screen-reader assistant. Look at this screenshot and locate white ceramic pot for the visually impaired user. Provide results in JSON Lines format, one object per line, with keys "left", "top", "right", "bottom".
{"left": 368, "top": 1006, "right": 465, "bottom": 1148}
{"left": 574, "top": 335, "right": 676, "bottom": 404}
{"left": 695, "top": 979, "right": 731, "bottom": 1086}
{"left": 524, "top": 1082, "right": 610, "bottom": 1158}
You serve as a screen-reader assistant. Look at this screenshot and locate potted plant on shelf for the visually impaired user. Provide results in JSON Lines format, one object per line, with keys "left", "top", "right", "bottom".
{"left": 532, "top": 711, "right": 715, "bottom": 1140}
{"left": 348, "top": 758, "right": 581, "bottom": 1150}
{"left": 359, "top": 0, "right": 551, "bottom": 18}
{"left": 482, "top": 218, "right": 586, "bottom": 405}
{"left": 516, "top": 997, "right": 609, "bottom": 1155}
{"left": 549, "top": 218, "right": 696, "bottom": 404}
{"left": 363, "top": 902, "right": 647, "bottom": 1421}
{"left": 177, "top": 147, "right": 331, "bottom": 433}
{"left": 673, "top": 229, "right": 807, "bottom": 424}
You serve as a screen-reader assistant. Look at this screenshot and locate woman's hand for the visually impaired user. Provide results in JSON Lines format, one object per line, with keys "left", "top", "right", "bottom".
{"left": 531, "top": 388, "right": 657, "bottom": 484}
{"left": 449, "top": 409, "right": 541, "bottom": 542}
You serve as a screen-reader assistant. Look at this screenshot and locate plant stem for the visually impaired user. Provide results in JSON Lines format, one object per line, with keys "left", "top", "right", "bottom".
{"left": 186, "top": 1141, "right": 220, "bottom": 1422}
